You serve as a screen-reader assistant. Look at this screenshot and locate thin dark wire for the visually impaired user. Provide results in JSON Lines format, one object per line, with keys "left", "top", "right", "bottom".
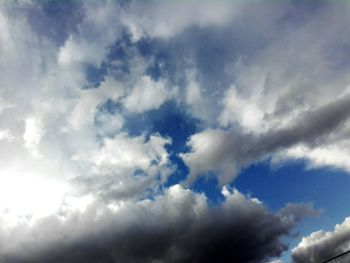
{"left": 321, "top": 250, "right": 350, "bottom": 263}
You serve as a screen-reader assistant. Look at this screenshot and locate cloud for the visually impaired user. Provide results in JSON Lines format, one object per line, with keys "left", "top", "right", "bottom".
{"left": 273, "top": 144, "right": 350, "bottom": 172}
{"left": 123, "top": 75, "right": 176, "bottom": 113}
{"left": 292, "top": 217, "right": 350, "bottom": 263}
{"left": 23, "top": 116, "right": 45, "bottom": 158}
{"left": 72, "top": 132, "right": 173, "bottom": 201}
{"left": 0, "top": 185, "right": 311, "bottom": 263}
{"left": 0, "top": 129, "right": 13, "bottom": 142}
{"left": 177, "top": 1, "right": 350, "bottom": 183}
{"left": 182, "top": 93, "right": 350, "bottom": 185}
{"left": 279, "top": 203, "right": 320, "bottom": 222}
{"left": 122, "top": 0, "right": 239, "bottom": 40}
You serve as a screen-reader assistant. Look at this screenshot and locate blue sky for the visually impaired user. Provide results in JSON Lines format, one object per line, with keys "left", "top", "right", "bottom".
{"left": 0, "top": 0, "right": 350, "bottom": 262}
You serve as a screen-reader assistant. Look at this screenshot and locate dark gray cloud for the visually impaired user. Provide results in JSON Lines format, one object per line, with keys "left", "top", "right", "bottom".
{"left": 292, "top": 217, "right": 350, "bottom": 263}
{"left": 0, "top": 186, "right": 314, "bottom": 263}
{"left": 279, "top": 203, "right": 320, "bottom": 222}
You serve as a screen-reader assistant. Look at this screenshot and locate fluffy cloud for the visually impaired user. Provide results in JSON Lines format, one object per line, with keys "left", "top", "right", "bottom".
{"left": 0, "top": 185, "right": 313, "bottom": 263}
{"left": 72, "top": 133, "right": 173, "bottom": 200}
{"left": 177, "top": 2, "right": 350, "bottom": 183}
{"left": 292, "top": 217, "right": 350, "bottom": 263}
{"left": 123, "top": 76, "right": 175, "bottom": 113}
{"left": 182, "top": 93, "right": 350, "bottom": 184}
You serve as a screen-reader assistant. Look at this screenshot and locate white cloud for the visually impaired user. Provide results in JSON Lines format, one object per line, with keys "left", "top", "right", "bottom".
{"left": 274, "top": 144, "right": 350, "bottom": 172}
{"left": 23, "top": 117, "right": 45, "bottom": 158}
{"left": 185, "top": 71, "right": 202, "bottom": 105}
{"left": 57, "top": 1, "right": 122, "bottom": 68}
{"left": 0, "top": 168, "right": 68, "bottom": 223}
{"left": 0, "top": 129, "right": 13, "bottom": 142}
{"left": 123, "top": 75, "right": 175, "bottom": 113}
{"left": 122, "top": 0, "right": 239, "bottom": 40}
{"left": 292, "top": 217, "right": 350, "bottom": 263}
{"left": 72, "top": 133, "right": 172, "bottom": 200}
{"left": 67, "top": 77, "right": 124, "bottom": 131}
{"left": 74, "top": 133, "right": 170, "bottom": 172}
{"left": 220, "top": 85, "right": 265, "bottom": 131}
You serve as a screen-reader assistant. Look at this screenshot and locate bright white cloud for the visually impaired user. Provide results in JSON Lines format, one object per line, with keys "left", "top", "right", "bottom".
{"left": 123, "top": 75, "right": 175, "bottom": 113}
{"left": 274, "top": 144, "right": 350, "bottom": 172}
{"left": 0, "top": 129, "right": 13, "bottom": 141}
{"left": 220, "top": 85, "right": 265, "bottom": 131}
{"left": 0, "top": 167, "right": 68, "bottom": 223}
{"left": 67, "top": 77, "right": 124, "bottom": 131}
{"left": 23, "top": 117, "right": 45, "bottom": 158}
{"left": 72, "top": 132, "right": 172, "bottom": 200}
{"left": 73, "top": 133, "right": 170, "bottom": 172}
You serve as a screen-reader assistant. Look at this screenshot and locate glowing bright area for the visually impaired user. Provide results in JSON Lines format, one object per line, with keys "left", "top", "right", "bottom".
{"left": 0, "top": 167, "right": 67, "bottom": 221}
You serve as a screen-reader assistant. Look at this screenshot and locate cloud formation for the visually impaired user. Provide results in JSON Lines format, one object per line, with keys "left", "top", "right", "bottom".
{"left": 0, "top": 0, "right": 349, "bottom": 262}
{"left": 0, "top": 185, "right": 312, "bottom": 263}
{"left": 292, "top": 217, "right": 350, "bottom": 263}
{"left": 182, "top": 94, "right": 350, "bottom": 184}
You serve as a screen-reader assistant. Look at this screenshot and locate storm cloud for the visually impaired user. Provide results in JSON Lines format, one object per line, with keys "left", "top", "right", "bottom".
{"left": 0, "top": 186, "right": 313, "bottom": 263}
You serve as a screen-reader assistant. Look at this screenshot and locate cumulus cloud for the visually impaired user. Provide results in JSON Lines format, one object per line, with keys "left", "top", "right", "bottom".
{"left": 177, "top": 1, "right": 350, "bottom": 183}
{"left": 182, "top": 91, "right": 350, "bottom": 185}
{"left": 0, "top": 185, "right": 312, "bottom": 263}
{"left": 72, "top": 132, "right": 173, "bottom": 200}
{"left": 292, "top": 217, "right": 350, "bottom": 263}
{"left": 123, "top": 76, "right": 175, "bottom": 113}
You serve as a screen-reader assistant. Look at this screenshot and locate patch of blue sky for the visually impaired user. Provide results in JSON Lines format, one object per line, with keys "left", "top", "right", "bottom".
{"left": 84, "top": 30, "right": 132, "bottom": 88}
{"left": 183, "top": 158, "right": 350, "bottom": 261}
{"left": 235, "top": 161, "right": 350, "bottom": 225}
{"left": 85, "top": 63, "right": 108, "bottom": 88}
{"left": 234, "top": 159, "right": 350, "bottom": 262}
{"left": 122, "top": 101, "right": 200, "bottom": 186}
{"left": 191, "top": 174, "right": 225, "bottom": 205}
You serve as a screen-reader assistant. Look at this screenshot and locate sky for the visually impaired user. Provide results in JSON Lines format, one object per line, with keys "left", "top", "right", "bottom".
{"left": 0, "top": 0, "right": 350, "bottom": 262}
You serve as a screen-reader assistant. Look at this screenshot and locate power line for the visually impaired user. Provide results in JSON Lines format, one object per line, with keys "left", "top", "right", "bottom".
{"left": 321, "top": 250, "right": 350, "bottom": 263}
